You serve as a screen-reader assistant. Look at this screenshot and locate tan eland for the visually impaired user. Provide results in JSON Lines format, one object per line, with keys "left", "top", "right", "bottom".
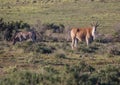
{"left": 70, "top": 22, "right": 99, "bottom": 50}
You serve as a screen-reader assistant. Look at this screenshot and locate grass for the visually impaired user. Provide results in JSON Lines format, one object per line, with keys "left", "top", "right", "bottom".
{"left": 0, "top": 41, "right": 120, "bottom": 85}
{"left": 0, "top": 0, "right": 120, "bottom": 85}
{"left": 0, "top": 0, "right": 120, "bottom": 33}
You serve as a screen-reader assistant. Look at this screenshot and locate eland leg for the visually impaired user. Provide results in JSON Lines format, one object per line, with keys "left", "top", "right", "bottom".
{"left": 71, "top": 37, "right": 76, "bottom": 50}
{"left": 86, "top": 37, "right": 89, "bottom": 46}
{"left": 74, "top": 38, "right": 78, "bottom": 48}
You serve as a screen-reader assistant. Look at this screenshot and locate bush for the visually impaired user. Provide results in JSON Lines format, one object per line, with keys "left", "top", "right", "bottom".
{"left": 0, "top": 71, "right": 41, "bottom": 85}
{"left": 107, "top": 45, "right": 120, "bottom": 56}
{"left": 0, "top": 64, "right": 120, "bottom": 85}
{"left": 99, "top": 0, "right": 105, "bottom": 2}
{"left": 55, "top": 53, "right": 66, "bottom": 59}
{"left": 97, "top": 65, "right": 120, "bottom": 85}
{"left": 36, "top": 45, "right": 53, "bottom": 54}
{"left": 113, "top": 23, "right": 120, "bottom": 42}
{"left": 0, "top": 18, "right": 30, "bottom": 41}
{"left": 32, "top": 20, "right": 66, "bottom": 42}
{"left": 68, "top": 62, "right": 95, "bottom": 85}
{"left": 96, "top": 34, "right": 113, "bottom": 43}
{"left": 70, "top": 62, "right": 95, "bottom": 73}
{"left": 0, "top": 68, "right": 61, "bottom": 85}
{"left": 67, "top": 63, "right": 120, "bottom": 85}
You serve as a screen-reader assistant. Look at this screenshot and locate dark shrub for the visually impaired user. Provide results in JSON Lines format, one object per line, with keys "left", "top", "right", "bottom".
{"left": 42, "top": 23, "right": 65, "bottom": 33}
{"left": 0, "top": 18, "right": 30, "bottom": 41}
{"left": 0, "top": 18, "right": 5, "bottom": 31}
{"left": 107, "top": 45, "right": 120, "bottom": 56}
{"left": 96, "top": 34, "right": 113, "bottom": 43}
{"left": 36, "top": 46, "right": 53, "bottom": 54}
{"left": 31, "top": 20, "right": 67, "bottom": 42}
{"left": 32, "top": 0, "right": 37, "bottom": 3}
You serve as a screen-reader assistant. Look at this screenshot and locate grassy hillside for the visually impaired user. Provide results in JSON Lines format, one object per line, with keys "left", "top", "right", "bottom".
{"left": 0, "top": 0, "right": 120, "bottom": 32}
{"left": 0, "top": 0, "right": 120, "bottom": 85}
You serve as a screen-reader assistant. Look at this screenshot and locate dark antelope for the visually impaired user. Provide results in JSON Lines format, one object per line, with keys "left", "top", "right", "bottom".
{"left": 12, "top": 30, "right": 36, "bottom": 45}
{"left": 70, "top": 22, "right": 99, "bottom": 50}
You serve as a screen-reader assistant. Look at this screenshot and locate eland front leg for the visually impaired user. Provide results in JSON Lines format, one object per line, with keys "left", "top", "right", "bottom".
{"left": 71, "top": 37, "right": 75, "bottom": 50}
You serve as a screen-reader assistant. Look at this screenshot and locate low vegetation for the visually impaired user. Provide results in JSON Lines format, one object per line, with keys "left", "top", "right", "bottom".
{"left": 0, "top": 0, "right": 120, "bottom": 85}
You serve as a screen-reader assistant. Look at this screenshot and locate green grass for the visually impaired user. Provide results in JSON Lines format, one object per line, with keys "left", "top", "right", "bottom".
{"left": 0, "top": 41, "right": 120, "bottom": 85}
{"left": 0, "top": 0, "right": 120, "bottom": 33}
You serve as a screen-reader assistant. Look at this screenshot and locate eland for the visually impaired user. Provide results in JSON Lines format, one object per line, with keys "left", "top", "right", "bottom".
{"left": 12, "top": 30, "right": 36, "bottom": 45}
{"left": 70, "top": 22, "right": 99, "bottom": 50}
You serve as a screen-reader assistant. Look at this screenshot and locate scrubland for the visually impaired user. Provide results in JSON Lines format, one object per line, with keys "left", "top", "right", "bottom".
{"left": 0, "top": 0, "right": 120, "bottom": 85}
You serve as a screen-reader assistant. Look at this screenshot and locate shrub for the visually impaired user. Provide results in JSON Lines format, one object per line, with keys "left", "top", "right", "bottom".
{"left": 99, "top": 0, "right": 105, "bottom": 2}
{"left": 96, "top": 34, "right": 113, "bottom": 43}
{"left": 42, "top": 23, "right": 65, "bottom": 33}
{"left": 32, "top": 0, "right": 37, "bottom": 3}
{"left": 31, "top": 20, "right": 67, "bottom": 42}
{"left": 69, "top": 62, "right": 94, "bottom": 74}
{"left": 67, "top": 62, "right": 120, "bottom": 85}
{"left": 68, "top": 62, "right": 95, "bottom": 85}
{"left": 45, "top": 66, "right": 59, "bottom": 74}
{"left": 55, "top": 53, "right": 66, "bottom": 59}
{"left": 0, "top": 71, "right": 41, "bottom": 85}
{"left": 36, "top": 46, "right": 53, "bottom": 54}
{"left": 78, "top": 45, "right": 98, "bottom": 54}
{"left": 0, "top": 18, "right": 30, "bottom": 41}
{"left": 107, "top": 45, "right": 120, "bottom": 56}
{"left": 0, "top": 68, "right": 60, "bottom": 85}
{"left": 97, "top": 65, "right": 120, "bottom": 85}
{"left": 113, "top": 23, "right": 120, "bottom": 42}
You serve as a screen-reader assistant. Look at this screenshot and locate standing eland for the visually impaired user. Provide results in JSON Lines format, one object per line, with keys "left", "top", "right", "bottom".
{"left": 70, "top": 22, "right": 99, "bottom": 50}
